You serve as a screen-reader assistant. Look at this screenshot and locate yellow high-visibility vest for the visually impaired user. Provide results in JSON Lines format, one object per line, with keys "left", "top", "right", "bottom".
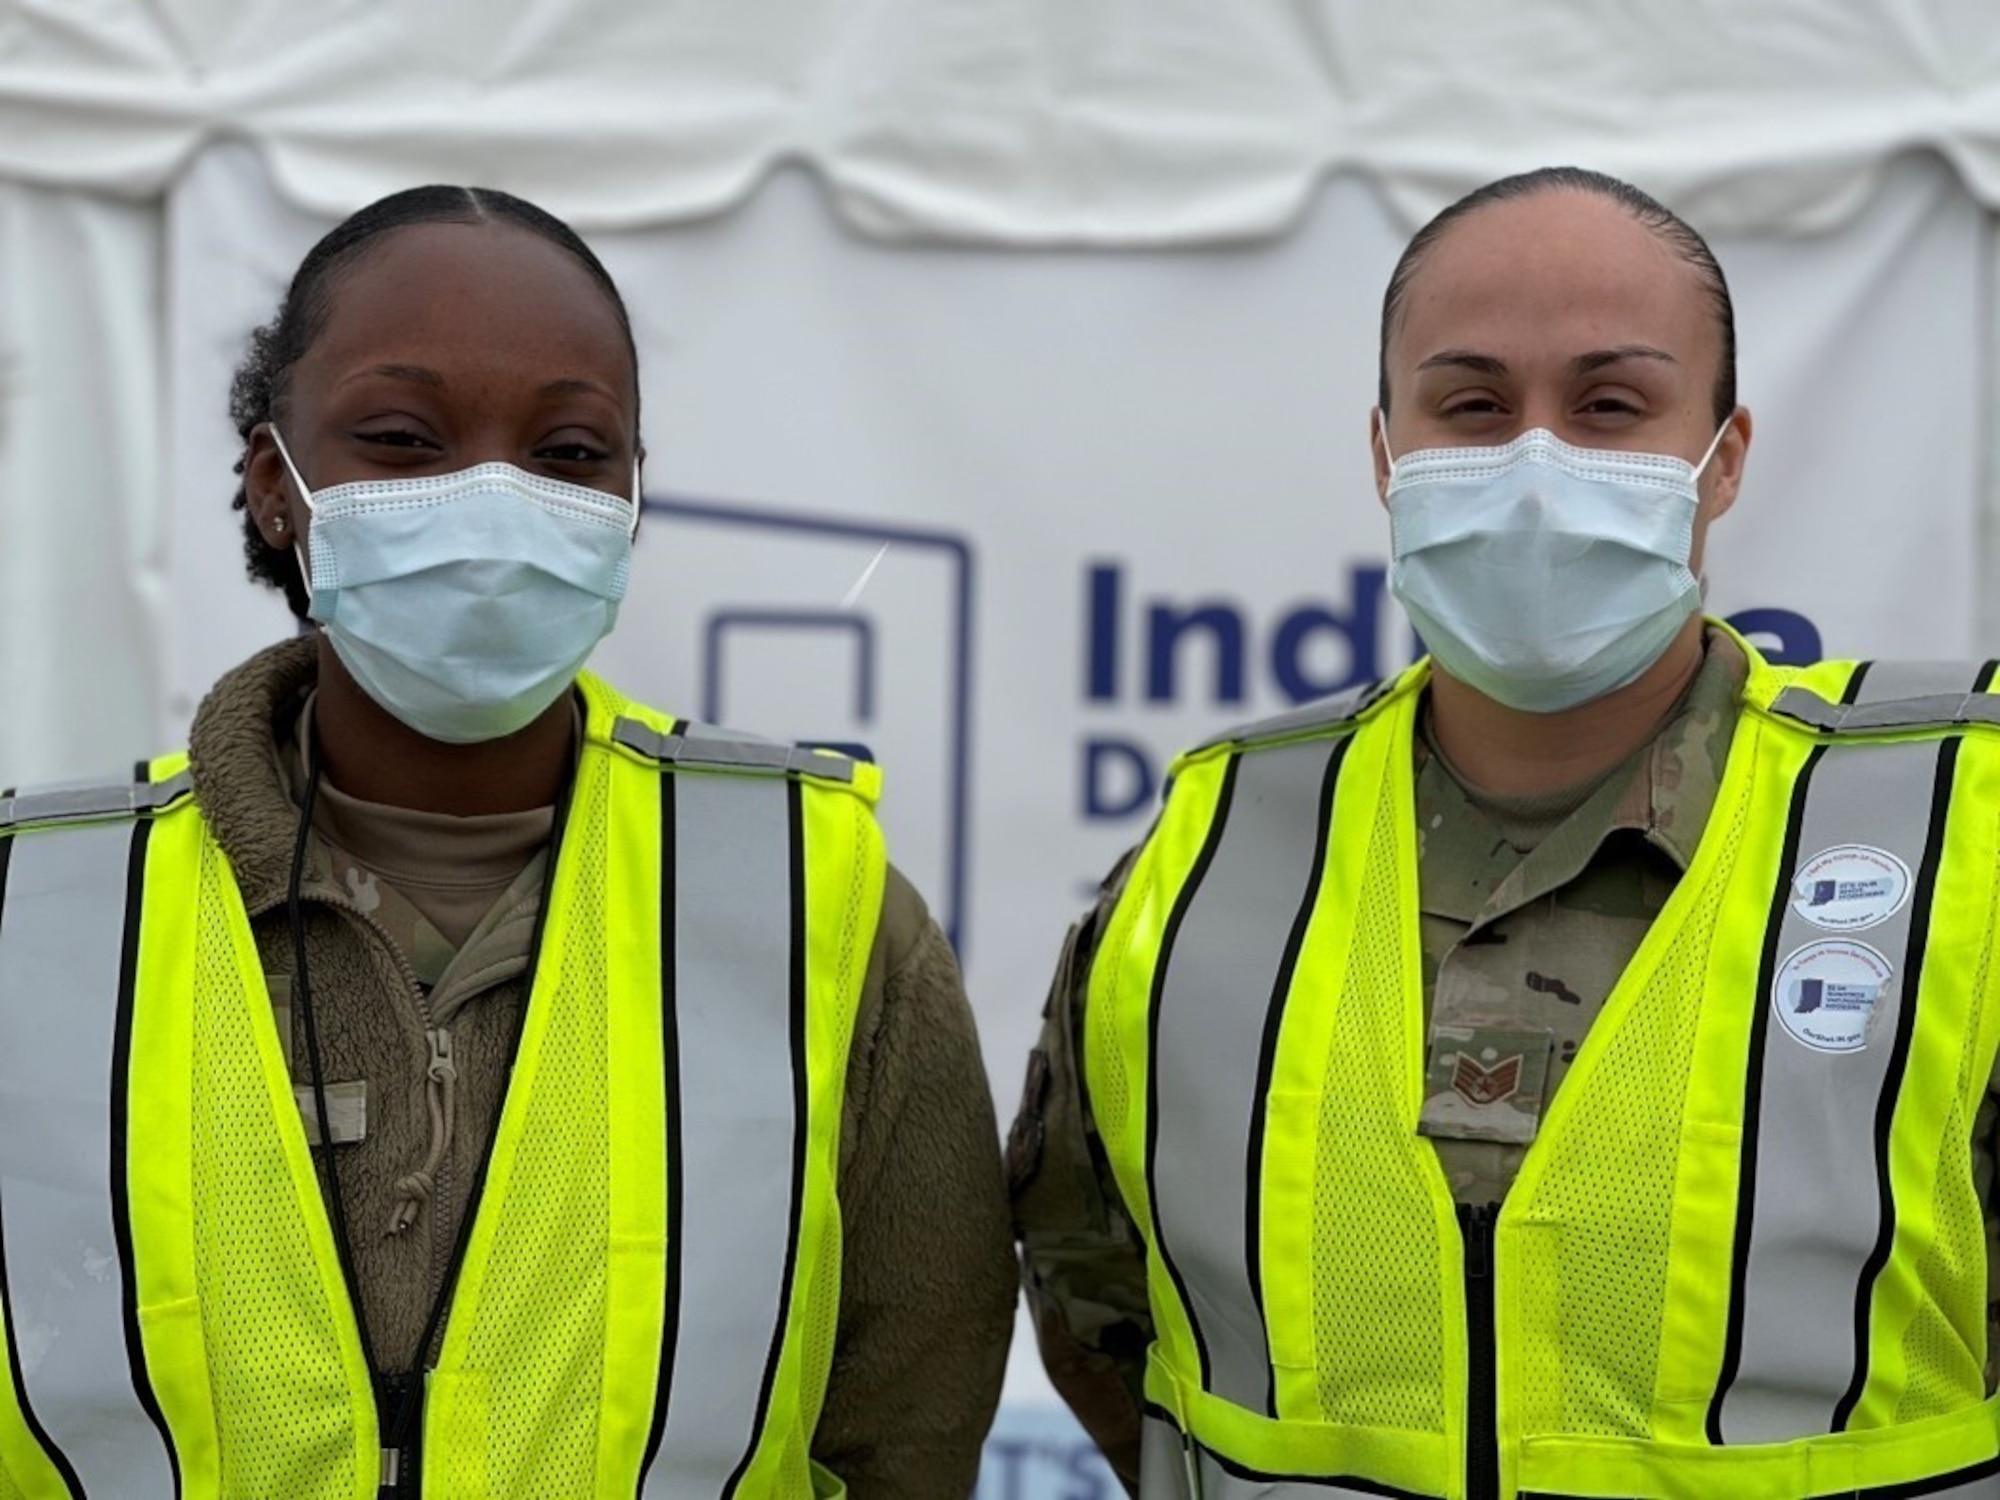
{"left": 0, "top": 672, "right": 885, "bottom": 1499}
{"left": 1086, "top": 636, "right": 2000, "bottom": 1498}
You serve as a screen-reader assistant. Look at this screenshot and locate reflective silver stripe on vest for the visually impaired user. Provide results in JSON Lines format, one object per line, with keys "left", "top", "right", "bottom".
{"left": 612, "top": 718, "right": 854, "bottom": 784}
{"left": 1770, "top": 658, "right": 2000, "bottom": 737}
{"left": 1148, "top": 738, "right": 1346, "bottom": 1415}
{"left": 640, "top": 770, "right": 805, "bottom": 1497}
{"left": 1139, "top": 1413, "right": 1425, "bottom": 1499}
{"left": 0, "top": 820, "right": 176, "bottom": 1496}
{"left": 1711, "top": 733, "right": 1956, "bottom": 1445}
{"left": 0, "top": 773, "right": 192, "bottom": 832}
{"left": 1772, "top": 691, "right": 2000, "bottom": 735}
{"left": 1847, "top": 660, "right": 1999, "bottom": 707}
{"left": 1192, "top": 679, "right": 1388, "bottom": 757}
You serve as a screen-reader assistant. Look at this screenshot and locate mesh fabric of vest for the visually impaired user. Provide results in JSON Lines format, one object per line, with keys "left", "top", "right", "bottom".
{"left": 433, "top": 757, "right": 614, "bottom": 1494}
{"left": 1896, "top": 1079, "right": 1988, "bottom": 1424}
{"left": 1310, "top": 772, "right": 1449, "bottom": 1430}
{"left": 191, "top": 827, "right": 370, "bottom": 1497}
{"left": 1505, "top": 796, "right": 1739, "bottom": 1441}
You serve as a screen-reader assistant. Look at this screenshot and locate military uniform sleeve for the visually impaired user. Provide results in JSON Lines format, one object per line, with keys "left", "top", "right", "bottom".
{"left": 812, "top": 865, "right": 1016, "bottom": 1498}
{"left": 1008, "top": 854, "right": 1151, "bottom": 1495}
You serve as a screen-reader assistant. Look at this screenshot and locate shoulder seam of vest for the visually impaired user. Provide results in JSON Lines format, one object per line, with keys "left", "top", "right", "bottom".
{"left": 1189, "top": 676, "right": 1393, "bottom": 755}
{"left": 1769, "top": 686, "right": 2000, "bottom": 734}
{"left": 610, "top": 717, "right": 857, "bottom": 783}
{"left": 0, "top": 770, "right": 194, "bottom": 831}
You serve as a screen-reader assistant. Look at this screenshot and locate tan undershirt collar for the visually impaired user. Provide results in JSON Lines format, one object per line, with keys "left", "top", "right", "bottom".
{"left": 290, "top": 697, "right": 558, "bottom": 950}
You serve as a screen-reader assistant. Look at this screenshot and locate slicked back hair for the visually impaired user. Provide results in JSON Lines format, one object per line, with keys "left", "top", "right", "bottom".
{"left": 1377, "top": 166, "right": 1736, "bottom": 429}
{"left": 228, "top": 185, "right": 638, "bottom": 619}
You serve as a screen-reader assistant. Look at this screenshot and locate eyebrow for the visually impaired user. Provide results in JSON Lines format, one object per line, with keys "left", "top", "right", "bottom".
{"left": 1414, "top": 345, "right": 1680, "bottom": 378}
{"left": 536, "top": 377, "right": 619, "bottom": 401}
{"left": 1416, "top": 349, "right": 1508, "bottom": 377}
{"left": 1572, "top": 344, "right": 1679, "bottom": 374}
{"left": 335, "top": 368, "right": 620, "bottom": 403}
{"left": 342, "top": 362, "right": 445, "bottom": 389}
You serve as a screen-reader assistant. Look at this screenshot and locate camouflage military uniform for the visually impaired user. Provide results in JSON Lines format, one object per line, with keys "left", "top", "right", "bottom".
{"left": 1009, "top": 629, "right": 2000, "bottom": 1489}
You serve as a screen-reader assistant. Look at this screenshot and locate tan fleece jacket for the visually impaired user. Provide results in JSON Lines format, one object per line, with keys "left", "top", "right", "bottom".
{"left": 185, "top": 637, "right": 1015, "bottom": 1496}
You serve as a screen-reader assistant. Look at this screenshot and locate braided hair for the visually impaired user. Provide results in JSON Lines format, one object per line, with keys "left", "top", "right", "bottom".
{"left": 227, "top": 185, "right": 638, "bottom": 619}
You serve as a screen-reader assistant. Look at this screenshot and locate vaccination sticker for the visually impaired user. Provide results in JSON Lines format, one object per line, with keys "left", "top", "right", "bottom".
{"left": 1790, "top": 844, "right": 1912, "bottom": 932}
{"left": 1773, "top": 940, "right": 1894, "bottom": 1054}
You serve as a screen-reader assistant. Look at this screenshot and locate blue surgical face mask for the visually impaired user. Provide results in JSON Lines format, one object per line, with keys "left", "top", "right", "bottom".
{"left": 1382, "top": 423, "right": 1727, "bottom": 714}
{"left": 271, "top": 430, "right": 639, "bottom": 744}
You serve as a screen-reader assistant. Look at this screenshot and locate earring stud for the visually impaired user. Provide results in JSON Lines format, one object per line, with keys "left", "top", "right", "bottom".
{"left": 273, "top": 517, "right": 286, "bottom": 535}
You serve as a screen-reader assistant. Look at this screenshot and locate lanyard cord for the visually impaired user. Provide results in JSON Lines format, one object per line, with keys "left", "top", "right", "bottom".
{"left": 286, "top": 721, "right": 577, "bottom": 1478}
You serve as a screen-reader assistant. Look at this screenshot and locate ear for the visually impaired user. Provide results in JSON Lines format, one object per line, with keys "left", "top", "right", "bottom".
{"left": 1370, "top": 407, "right": 1393, "bottom": 507}
{"left": 1701, "top": 406, "right": 1753, "bottom": 525}
{"left": 243, "top": 423, "right": 302, "bottom": 551}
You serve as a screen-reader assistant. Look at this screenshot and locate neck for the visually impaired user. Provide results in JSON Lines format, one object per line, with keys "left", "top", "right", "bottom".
{"left": 1425, "top": 616, "right": 1706, "bottom": 797}
{"left": 308, "top": 636, "right": 574, "bottom": 814}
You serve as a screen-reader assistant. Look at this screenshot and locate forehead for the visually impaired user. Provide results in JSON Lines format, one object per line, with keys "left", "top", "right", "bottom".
{"left": 305, "top": 220, "right": 634, "bottom": 391}
{"left": 1390, "top": 191, "right": 1717, "bottom": 374}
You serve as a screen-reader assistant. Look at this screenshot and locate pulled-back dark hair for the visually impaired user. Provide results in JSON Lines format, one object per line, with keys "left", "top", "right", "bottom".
{"left": 1377, "top": 166, "right": 1736, "bottom": 428}
{"left": 229, "top": 185, "right": 638, "bottom": 619}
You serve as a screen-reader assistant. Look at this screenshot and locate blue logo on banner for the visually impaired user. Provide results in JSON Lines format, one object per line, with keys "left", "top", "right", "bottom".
{"left": 643, "top": 493, "right": 976, "bottom": 951}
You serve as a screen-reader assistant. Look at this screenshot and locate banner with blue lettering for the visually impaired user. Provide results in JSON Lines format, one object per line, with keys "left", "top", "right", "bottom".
{"left": 161, "top": 143, "right": 1988, "bottom": 1477}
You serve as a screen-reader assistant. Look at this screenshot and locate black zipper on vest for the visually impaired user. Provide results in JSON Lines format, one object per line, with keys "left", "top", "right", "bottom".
{"left": 377, "top": 1371, "right": 422, "bottom": 1497}
{"left": 1460, "top": 1201, "right": 1500, "bottom": 1500}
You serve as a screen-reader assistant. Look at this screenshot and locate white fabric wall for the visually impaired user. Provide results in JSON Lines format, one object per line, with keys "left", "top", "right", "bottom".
{"left": 0, "top": 183, "right": 161, "bottom": 786}
{"left": 8, "top": 2, "right": 2000, "bottom": 239}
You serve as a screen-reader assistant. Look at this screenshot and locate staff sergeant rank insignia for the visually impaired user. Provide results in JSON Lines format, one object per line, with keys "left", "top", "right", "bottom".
{"left": 1418, "top": 1025, "right": 1555, "bottom": 1145}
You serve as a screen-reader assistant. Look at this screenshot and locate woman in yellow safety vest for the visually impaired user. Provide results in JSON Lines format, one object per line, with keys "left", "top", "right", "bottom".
{"left": 0, "top": 185, "right": 1014, "bottom": 1498}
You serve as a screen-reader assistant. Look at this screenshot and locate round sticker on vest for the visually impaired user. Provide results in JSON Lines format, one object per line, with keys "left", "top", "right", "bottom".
{"left": 1790, "top": 844, "right": 1912, "bottom": 932}
{"left": 1773, "top": 940, "right": 1895, "bottom": 1054}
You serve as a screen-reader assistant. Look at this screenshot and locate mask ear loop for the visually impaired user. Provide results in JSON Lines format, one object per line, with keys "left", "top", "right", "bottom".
{"left": 268, "top": 425, "right": 316, "bottom": 510}
{"left": 626, "top": 455, "right": 643, "bottom": 540}
{"left": 1691, "top": 420, "right": 1731, "bottom": 481}
{"left": 267, "top": 426, "right": 319, "bottom": 605}
{"left": 1375, "top": 410, "right": 1399, "bottom": 475}
{"left": 1688, "top": 422, "right": 1733, "bottom": 607}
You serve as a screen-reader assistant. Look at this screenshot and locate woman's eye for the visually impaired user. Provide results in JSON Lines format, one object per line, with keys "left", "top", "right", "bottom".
{"left": 1578, "top": 393, "right": 1644, "bottom": 417}
{"left": 357, "top": 429, "right": 436, "bottom": 449}
{"left": 1443, "top": 397, "right": 1506, "bottom": 417}
{"left": 538, "top": 443, "right": 611, "bottom": 463}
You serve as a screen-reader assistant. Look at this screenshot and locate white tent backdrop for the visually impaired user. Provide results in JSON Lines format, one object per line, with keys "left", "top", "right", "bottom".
{"left": 7, "top": 1, "right": 2000, "bottom": 238}
{"left": 7, "top": 6, "right": 2000, "bottom": 1495}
